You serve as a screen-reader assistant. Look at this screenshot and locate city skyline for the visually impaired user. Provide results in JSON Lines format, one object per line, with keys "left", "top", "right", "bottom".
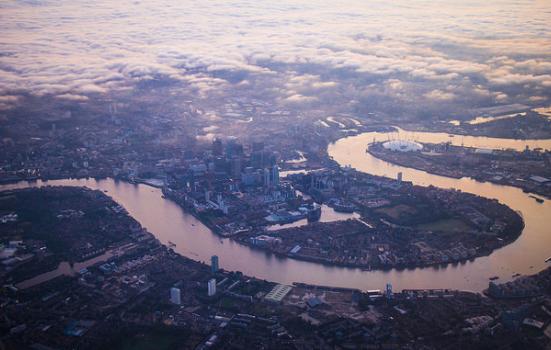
{"left": 1, "top": 1, "right": 551, "bottom": 349}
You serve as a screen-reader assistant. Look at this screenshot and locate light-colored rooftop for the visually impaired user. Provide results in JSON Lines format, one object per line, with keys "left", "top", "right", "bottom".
{"left": 264, "top": 284, "right": 293, "bottom": 303}
{"left": 383, "top": 140, "right": 423, "bottom": 152}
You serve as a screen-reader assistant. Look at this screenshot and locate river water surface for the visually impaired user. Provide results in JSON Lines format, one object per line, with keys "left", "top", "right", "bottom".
{"left": 2, "top": 129, "right": 550, "bottom": 292}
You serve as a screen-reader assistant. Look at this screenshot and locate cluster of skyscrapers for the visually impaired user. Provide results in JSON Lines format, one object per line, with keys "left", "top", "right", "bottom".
{"left": 212, "top": 138, "right": 279, "bottom": 189}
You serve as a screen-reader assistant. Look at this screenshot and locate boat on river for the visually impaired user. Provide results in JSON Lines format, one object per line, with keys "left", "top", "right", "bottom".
{"left": 529, "top": 195, "right": 544, "bottom": 204}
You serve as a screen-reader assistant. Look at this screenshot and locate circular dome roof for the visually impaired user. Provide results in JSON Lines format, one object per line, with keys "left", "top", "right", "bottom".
{"left": 382, "top": 140, "right": 423, "bottom": 152}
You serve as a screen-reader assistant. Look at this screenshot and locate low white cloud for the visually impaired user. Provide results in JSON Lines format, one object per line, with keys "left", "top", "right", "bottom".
{"left": 56, "top": 93, "right": 89, "bottom": 102}
{"left": 0, "top": 95, "right": 19, "bottom": 103}
{"left": 529, "top": 96, "right": 546, "bottom": 102}
{"left": 494, "top": 92, "right": 508, "bottom": 102}
{"left": 0, "top": 0, "right": 549, "bottom": 112}
{"left": 424, "top": 89, "right": 456, "bottom": 101}
{"left": 284, "top": 94, "right": 318, "bottom": 103}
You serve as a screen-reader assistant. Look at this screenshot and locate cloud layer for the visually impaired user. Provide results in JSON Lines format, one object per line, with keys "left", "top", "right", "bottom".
{"left": 1, "top": 0, "right": 550, "bottom": 114}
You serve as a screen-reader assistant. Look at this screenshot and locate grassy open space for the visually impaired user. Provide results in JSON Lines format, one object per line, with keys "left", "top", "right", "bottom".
{"left": 375, "top": 204, "right": 417, "bottom": 220}
{"left": 416, "top": 218, "right": 472, "bottom": 232}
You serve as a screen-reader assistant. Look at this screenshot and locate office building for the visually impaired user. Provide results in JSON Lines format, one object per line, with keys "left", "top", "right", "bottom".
{"left": 263, "top": 168, "right": 271, "bottom": 188}
{"left": 231, "top": 157, "right": 242, "bottom": 179}
{"left": 271, "top": 165, "right": 279, "bottom": 187}
{"left": 208, "top": 278, "right": 217, "bottom": 296}
{"left": 225, "top": 137, "right": 243, "bottom": 158}
{"left": 211, "top": 255, "right": 219, "bottom": 273}
{"left": 170, "top": 287, "right": 181, "bottom": 305}
{"left": 212, "top": 138, "right": 223, "bottom": 156}
{"left": 386, "top": 283, "right": 393, "bottom": 300}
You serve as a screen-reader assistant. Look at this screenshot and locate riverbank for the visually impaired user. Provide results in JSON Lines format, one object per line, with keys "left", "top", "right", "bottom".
{"left": 2, "top": 123, "right": 550, "bottom": 292}
{"left": 5, "top": 186, "right": 551, "bottom": 350}
{"left": 232, "top": 168, "right": 524, "bottom": 271}
{"left": 0, "top": 128, "right": 531, "bottom": 286}
{"left": 329, "top": 130, "right": 551, "bottom": 288}
{"left": 368, "top": 143, "right": 551, "bottom": 200}
{"left": 402, "top": 109, "right": 551, "bottom": 140}
{"left": 0, "top": 186, "right": 149, "bottom": 287}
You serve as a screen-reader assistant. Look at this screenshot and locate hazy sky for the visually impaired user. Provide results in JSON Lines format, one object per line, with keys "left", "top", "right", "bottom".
{"left": 1, "top": 0, "right": 550, "bottom": 112}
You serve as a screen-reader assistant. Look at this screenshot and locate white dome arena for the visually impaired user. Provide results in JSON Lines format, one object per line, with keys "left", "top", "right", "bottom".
{"left": 382, "top": 140, "right": 423, "bottom": 152}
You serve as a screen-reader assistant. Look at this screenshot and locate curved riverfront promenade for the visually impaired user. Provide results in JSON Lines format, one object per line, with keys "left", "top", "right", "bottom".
{"left": 2, "top": 128, "right": 551, "bottom": 292}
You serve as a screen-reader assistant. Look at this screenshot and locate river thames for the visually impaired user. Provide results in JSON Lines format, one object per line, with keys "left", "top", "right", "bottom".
{"left": 2, "top": 129, "right": 550, "bottom": 292}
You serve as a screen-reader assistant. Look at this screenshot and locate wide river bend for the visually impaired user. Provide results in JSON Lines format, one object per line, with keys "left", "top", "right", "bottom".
{"left": 2, "top": 128, "right": 550, "bottom": 292}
